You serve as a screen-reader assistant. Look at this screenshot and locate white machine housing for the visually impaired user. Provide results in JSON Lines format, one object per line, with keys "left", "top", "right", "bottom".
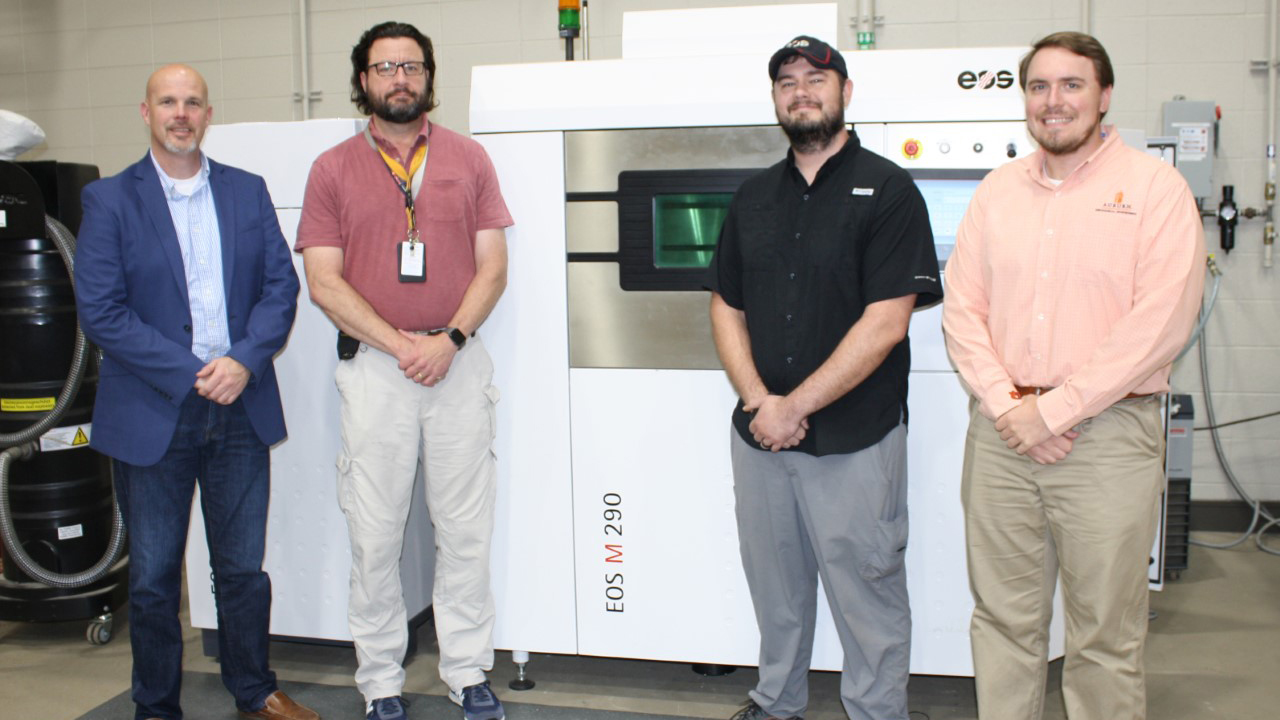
{"left": 185, "top": 119, "right": 438, "bottom": 643}
{"left": 469, "top": 46, "right": 1061, "bottom": 676}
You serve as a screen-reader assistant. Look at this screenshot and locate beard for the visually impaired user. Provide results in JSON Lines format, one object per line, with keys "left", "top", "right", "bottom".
{"left": 371, "top": 87, "right": 430, "bottom": 124}
{"left": 162, "top": 125, "right": 199, "bottom": 155}
{"left": 778, "top": 103, "right": 846, "bottom": 154}
{"left": 1031, "top": 114, "right": 1100, "bottom": 156}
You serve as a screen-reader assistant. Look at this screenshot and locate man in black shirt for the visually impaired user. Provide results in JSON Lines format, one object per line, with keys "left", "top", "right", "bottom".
{"left": 705, "top": 36, "right": 941, "bottom": 720}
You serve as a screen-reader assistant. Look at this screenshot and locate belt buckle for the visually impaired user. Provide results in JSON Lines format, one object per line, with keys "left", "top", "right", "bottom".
{"left": 1009, "top": 385, "right": 1046, "bottom": 400}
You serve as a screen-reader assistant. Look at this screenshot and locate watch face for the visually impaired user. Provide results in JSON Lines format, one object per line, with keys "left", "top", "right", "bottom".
{"left": 448, "top": 328, "right": 467, "bottom": 348}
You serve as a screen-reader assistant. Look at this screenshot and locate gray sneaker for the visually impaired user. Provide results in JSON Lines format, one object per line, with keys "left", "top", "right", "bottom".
{"left": 729, "top": 700, "right": 801, "bottom": 720}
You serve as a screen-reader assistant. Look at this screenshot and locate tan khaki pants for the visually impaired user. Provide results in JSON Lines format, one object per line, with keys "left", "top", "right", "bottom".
{"left": 335, "top": 338, "right": 499, "bottom": 702}
{"left": 961, "top": 396, "right": 1164, "bottom": 720}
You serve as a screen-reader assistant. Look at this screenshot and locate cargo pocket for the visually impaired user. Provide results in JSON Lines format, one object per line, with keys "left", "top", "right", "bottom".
{"left": 860, "top": 512, "right": 909, "bottom": 581}
{"left": 335, "top": 453, "right": 354, "bottom": 515}
{"left": 484, "top": 384, "right": 501, "bottom": 458}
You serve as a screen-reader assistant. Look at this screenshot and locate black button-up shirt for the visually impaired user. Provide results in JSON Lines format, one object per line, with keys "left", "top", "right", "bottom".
{"left": 705, "top": 132, "right": 942, "bottom": 456}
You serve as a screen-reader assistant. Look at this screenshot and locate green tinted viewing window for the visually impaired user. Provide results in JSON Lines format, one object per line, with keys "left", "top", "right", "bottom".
{"left": 653, "top": 193, "right": 733, "bottom": 268}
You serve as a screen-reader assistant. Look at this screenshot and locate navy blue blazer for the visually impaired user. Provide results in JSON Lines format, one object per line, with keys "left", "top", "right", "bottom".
{"left": 74, "top": 154, "right": 299, "bottom": 467}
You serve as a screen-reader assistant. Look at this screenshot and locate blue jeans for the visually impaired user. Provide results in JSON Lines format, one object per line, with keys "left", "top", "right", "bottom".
{"left": 113, "top": 393, "right": 277, "bottom": 720}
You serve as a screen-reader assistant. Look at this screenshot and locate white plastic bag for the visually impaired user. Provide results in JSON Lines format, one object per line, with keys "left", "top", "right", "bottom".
{"left": 0, "top": 110, "right": 47, "bottom": 160}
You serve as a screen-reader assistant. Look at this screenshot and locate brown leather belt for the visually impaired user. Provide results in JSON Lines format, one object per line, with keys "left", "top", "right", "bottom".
{"left": 1011, "top": 385, "right": 1150, "bottom": 400}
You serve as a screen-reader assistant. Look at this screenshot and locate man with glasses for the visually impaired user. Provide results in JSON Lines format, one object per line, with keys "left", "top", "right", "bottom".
{"left": 296, "top": 21, "right": 512, "bottom": 720}
{"left": 705, "top": 36, "right": 940, "bottom": 720}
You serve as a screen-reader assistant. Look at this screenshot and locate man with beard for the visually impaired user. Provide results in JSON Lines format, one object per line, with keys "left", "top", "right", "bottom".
{"left": 704, "top": 36, "right": 941, "bottom": 720}
{"left": 942, "top": 32, "right": 1204, "bottom": 719}
{"left": 74, "top": 64, "right": 311, "bottom": 720}
{"left": 295, "top": 20, "right": 511, "bottom": 720}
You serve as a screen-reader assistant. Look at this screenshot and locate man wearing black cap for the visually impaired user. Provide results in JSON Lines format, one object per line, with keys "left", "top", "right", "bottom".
{"left": 705, "top": 36, "right": 941, "bottom": 720}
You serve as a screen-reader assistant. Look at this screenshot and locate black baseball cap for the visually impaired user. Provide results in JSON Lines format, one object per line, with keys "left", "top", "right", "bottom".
{"left": 768, "top": 35, "right": 848, "bottom": 81}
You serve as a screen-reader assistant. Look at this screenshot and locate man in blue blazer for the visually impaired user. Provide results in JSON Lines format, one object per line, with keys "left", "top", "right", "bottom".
{"left": 74, "top": 64, "right": 315, "bottom": 720}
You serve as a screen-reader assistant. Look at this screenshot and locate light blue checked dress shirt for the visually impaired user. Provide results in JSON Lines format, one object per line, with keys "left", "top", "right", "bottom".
{"left": 150, "top": 152, "right": 230, "bottom": 363}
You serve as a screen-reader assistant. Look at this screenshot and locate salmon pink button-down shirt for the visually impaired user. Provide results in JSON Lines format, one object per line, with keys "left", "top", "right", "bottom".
{"left": 942, "top": 128, "right": 1205, "bottom": 436}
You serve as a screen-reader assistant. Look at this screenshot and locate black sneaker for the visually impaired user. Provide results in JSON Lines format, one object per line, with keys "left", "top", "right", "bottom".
{"left": 366, "top": 696, "right": 409, "bottom": 720}
{"left": 729, "top": 699, "right": 801, "bottom": 720}
{"left": 449, "top": 680, "right": 505, "bottom": 720}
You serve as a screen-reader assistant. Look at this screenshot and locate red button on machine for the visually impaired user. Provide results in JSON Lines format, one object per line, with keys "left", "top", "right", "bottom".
{"left": 902, "top": 139, "right": 922, "bottom": 160}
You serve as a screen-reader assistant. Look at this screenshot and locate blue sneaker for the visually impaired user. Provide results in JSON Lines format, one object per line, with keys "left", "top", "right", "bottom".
{"left": 449, "top": 680, "right": 504, "bottom": 720}
{"left": 367, "top": 696, "right": 408, "bottom": 720}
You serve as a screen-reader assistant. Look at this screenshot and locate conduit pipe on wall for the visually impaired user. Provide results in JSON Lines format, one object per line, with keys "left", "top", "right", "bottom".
{"left": 856, "top": 0, "right": 875, "bottom": 50}
{"left": 299, "top": 0, "right": 312, "bottom": 120}
{"left": 1081, "top": 0, "right": 1091, "bottom": 35}
{"left": 1264, "top": 0, "right": 1277, "bottom": 267}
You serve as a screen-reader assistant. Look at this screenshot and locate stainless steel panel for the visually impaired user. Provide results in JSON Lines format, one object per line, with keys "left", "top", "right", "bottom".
{"left": 566, "top": 201, "right": 618, "bottom": 254}
{"left": 565, "top": 126, "right": 789, "bottom": 192}
{"left": 565, "top": 125, "right": 787, "bottom": 370}
{"left": 568, "top": 262, "right": 720, "bottom": 370}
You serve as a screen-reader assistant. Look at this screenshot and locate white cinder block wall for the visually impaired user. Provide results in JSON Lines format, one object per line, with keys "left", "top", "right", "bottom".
{"left": 2, "top": 0, "right": 1276, "bottom": 503}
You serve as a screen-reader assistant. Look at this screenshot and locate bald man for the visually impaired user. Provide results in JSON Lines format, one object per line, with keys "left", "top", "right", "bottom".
{"left": 74, "top": 64, "right": 314, "bottom": 720}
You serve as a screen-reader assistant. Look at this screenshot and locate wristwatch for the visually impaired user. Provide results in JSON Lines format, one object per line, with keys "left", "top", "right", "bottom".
{"left": 444, "top": 327, "right": 467, "bottom": 349}
{"left": 428, "top": 326, "right": 468, "bottom": 349}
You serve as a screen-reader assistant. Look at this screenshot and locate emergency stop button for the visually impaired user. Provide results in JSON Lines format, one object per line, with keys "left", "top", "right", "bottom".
{"left": 901, "top": 139, "right": 922, "bottom": 160}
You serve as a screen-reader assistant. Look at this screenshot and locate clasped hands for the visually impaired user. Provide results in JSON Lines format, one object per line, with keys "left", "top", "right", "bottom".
{"left": 396, "top": 329, "right": 456, "bottom": 387}
{"left": 747, "top": 394, "right": 809, "bottom": 453}
{"left": 995, "top": 394, "right": 1079, "bottom": 465}
{"left": 194, "top": 356, "right": 249, "bottom": 405}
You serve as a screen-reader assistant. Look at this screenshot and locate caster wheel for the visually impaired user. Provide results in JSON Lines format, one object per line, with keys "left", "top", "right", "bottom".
{"left": 87, "top": 613, "right": 114, "bottom": 645}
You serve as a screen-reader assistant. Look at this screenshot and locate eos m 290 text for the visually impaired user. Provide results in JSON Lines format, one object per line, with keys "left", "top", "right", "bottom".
{"left": 603, "top": 492, "right": 625, "bottom": 613}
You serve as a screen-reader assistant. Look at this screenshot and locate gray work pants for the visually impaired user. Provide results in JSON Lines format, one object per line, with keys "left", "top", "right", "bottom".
{"left": 731, "top": 424, "right": 911, "bottom": 720}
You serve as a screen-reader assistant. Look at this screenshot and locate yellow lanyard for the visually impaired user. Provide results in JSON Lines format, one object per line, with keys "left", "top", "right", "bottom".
{"left": 376, "top": 144, "right": 427, "bottom": 233}
{"left": 363, "top": 123, "right": 428, "bottom": 238}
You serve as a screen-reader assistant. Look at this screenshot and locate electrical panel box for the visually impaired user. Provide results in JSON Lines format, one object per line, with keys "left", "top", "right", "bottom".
{"left": 1162, "top": 100, "right": 1216, "bottom": 199}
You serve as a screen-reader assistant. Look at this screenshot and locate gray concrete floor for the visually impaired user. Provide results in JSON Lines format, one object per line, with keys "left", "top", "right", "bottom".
{"left": 3, "top": 532, "right": 1278, "bottom": 719}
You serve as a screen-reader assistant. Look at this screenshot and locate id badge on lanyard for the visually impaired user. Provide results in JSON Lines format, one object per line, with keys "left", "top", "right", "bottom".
{"left": 365, "top": 124, "right": 428, "bottom": 283}
{"left": 399, "top": 235, "right": 424, "bottom": 282}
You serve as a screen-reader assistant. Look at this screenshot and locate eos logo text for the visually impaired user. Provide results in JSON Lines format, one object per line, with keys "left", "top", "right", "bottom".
{"left": 957, "top": 70, "right": 1015, "bottom": 90}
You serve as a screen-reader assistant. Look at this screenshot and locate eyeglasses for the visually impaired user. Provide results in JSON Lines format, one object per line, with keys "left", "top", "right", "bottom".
{"left": 367, "top": 60, "right": 426, "bottom": 77}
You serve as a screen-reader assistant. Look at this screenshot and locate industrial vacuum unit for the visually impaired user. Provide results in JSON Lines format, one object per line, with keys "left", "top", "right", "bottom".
{"left": 0, "top": 159, "right": 128, "bottom": 644}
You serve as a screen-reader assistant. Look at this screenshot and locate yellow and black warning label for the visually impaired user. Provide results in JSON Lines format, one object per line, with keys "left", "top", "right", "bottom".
{"left": 39, "top": 424, "right": 93, "bottom": 453}
{"left": 1, "top": 397, "right": 57, "bottom": 412}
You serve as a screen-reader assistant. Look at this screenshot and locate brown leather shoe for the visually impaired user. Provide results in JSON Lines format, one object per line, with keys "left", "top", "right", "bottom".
{"left": 240, "top": 690, "right": 320, "bottom": 720}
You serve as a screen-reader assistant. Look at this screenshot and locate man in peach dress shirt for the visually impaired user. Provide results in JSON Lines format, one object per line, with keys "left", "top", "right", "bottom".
{"left": 942, "top": 32, "right": 1205, "bottom": 720}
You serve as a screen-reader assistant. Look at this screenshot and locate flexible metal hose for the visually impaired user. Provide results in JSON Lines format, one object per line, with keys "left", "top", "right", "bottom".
{"left": 1174, "top": 260, "right": 1222, "bottom": 364}
{"left": 0, "top": 215, "right": 126, "bottom": 587}
{"left": 1191, "top": 306, "right": 1280, "bottom": 556}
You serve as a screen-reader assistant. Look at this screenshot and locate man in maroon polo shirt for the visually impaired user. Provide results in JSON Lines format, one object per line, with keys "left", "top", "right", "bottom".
{"left": 295, "top": 20, "right": 512, "bottom": 720}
